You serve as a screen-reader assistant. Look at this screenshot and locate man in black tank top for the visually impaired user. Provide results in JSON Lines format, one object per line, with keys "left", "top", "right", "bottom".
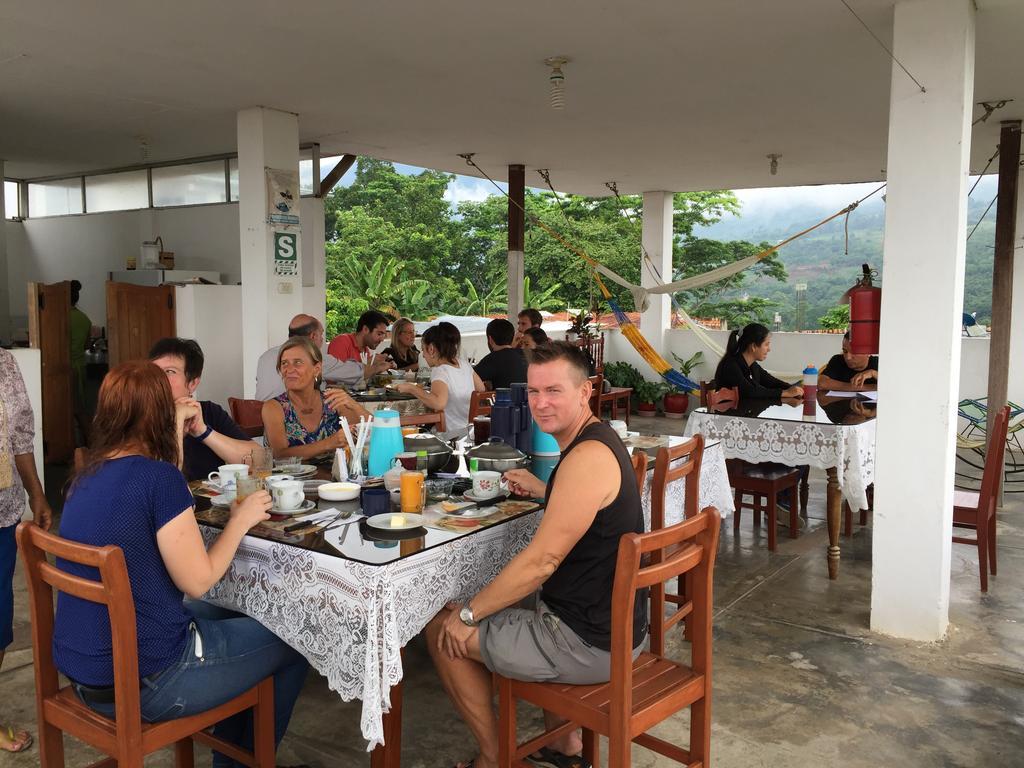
{"left": 425, "top": 342, "right": 646, "bottom": 768}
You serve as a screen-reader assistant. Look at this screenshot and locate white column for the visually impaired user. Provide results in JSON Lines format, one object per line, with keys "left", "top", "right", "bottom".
{"left": 237, "top": 107, "right": 303, "bottom": 397}
{"left": 1007, "top": 168, "right": 1024, "bottom": 405}
{"left": 871, "top": 0, "right": 975, "bottom": 641}
{"left": 640, "top": 191, "right": 673, "bottom": 353}
{"left": 0, "top": 161, "right": 10, "bottom": 345}
{"left": 301, "top": 196, "right": 327, "bottom": 319}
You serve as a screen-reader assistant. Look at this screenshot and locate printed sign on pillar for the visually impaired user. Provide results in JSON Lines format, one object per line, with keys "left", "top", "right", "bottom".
{"left": 266, "top": 168, "right": 301, "bottom": 226}
{"left": 273, "top": 231, "right": 299, "bottom": 276}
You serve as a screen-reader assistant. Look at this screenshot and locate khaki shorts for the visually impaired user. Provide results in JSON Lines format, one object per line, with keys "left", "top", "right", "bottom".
{"left": 478, "top": 595, "right": 643, "bottom": 685}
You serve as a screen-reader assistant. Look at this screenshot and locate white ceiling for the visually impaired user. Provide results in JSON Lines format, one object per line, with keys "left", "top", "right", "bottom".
{"left": 1, "top": 0, "right": 1021, "bottom": 194}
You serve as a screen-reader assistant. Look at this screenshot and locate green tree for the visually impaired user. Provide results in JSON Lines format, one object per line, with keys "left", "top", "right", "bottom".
{"left": 672, "top": 238, "right": 787, "bottom": 322}
{"left": 818, "top": 304, "right": 850, "bottom": 330}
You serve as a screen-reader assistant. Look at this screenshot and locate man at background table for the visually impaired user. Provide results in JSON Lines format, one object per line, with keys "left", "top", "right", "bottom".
{"left": 818, "top": 330, "right": 879, "bottom": 392}
{"left": 474, "top": 318, "right": 527, "bottom": 390}
{"left": 327, "top": 309, "right": 391, "bottom": 365}
{"left": 427, "top": 341, "right": 645, "bottom": 768}
{"left": 513, "top": 307, "right": 543, "bottom": 348}
{"left": 255, "top": 314, "right": 388, "bottom": 400}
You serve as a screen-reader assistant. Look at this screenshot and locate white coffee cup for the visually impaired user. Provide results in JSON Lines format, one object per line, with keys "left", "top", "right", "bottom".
{"left": 208, "top": 464, "right": 249, "bottom": 488}
{"left": 471, "top": 470, "right": 507, "bottom": 499}
{"left": 271, "top": 480, "right": 305, "bottom": 511}
{"left": 265, "top": 474, "right": 294, "bottom": 487}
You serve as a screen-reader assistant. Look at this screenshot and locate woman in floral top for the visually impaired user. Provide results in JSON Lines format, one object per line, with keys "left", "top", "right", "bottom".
{"left": 0, "top": 349, "right": 52, "bottom": 753}
{"left": 261, "top": 337, "right": 369, "bottom": 461}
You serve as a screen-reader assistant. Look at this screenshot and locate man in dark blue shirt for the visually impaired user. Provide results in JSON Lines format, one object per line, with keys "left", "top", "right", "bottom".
{"left": 149, "top": 338, "right": 256, "bottom": 481}
{"left": 474, "top": 319, "right": 528, "bottom": 390}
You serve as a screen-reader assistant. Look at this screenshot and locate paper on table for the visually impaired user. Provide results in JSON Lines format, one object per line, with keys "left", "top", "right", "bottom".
{"left": 860, "top": 391, "right": 878, "bottom": 401}
{"left": 825, "top": 390, "right": 859, "bottom": 398}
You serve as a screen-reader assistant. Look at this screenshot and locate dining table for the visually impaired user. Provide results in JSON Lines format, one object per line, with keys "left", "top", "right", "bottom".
{"left": 194, "top": 431, "right": 734, "bottom": 764}
{"left": 684, "top": 393, "right": 877, "bottom": 579}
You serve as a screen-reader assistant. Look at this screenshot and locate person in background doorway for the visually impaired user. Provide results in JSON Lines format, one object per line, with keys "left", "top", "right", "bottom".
{"left": 0, "top": 348, "right": 52, "bottom": 754}
{"left": 255, "top": 314, "right": 386, "bottom": 400}
{"left": 818, "top": 331, "right": 879, "bottom": 392}
{"left": 514, "top": 307, "right": 543, "bottom": 348}
{"left": 149, "top": 338, "right": 257, "bottom": 482}
{"left": 474, "top": 318, "right": 528, "bottom": 390}
{"left": 382, "top": 317, "right": 420, "bottom": 371}
{"left": 521, "top": 327, "right": 550, "bottom": 350}
{"left": 713, "top": 323, "right": 803, "bottom": 402}
{"left": 327, "top": 310, "right": 392, "bottom": 366}
{"left": 69, "top": 280, "right": 93, "bottom": 443}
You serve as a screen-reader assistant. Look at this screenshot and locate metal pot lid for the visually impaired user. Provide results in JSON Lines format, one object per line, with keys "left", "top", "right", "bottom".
{"left": 403, "top": 433, "right": 451, "bottom": 454}
{"left": 465, "top": 437, "right": 527, "bottom": 461}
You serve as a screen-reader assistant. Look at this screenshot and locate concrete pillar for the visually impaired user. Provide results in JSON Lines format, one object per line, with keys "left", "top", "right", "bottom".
{"left": 301, "top": 196, "right": 327, "bottom": 319}
{"left": 640, "top": 191, "right": 673, "bottom": 353}
{"left": 0, "top": 161, "right": 10, "bottom": 345}
{"left": 1006, "top": 151, "right": 1024, "bottom": 405}
{"left": 237, "top": 107, "right": 303, "bottom": 397}
{"left": 871, "top": 0, "right": 975, "bottom": 641}
{"left": 507, "top": 164, "right": 525, "bottom": 317}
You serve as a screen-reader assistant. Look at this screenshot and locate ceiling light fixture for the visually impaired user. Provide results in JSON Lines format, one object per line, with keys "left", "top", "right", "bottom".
{"left": 767, "top": 153, "right": 781, "bottom": 176}
{"left": 544, "top": 56, "right": 570, "bottom": 110}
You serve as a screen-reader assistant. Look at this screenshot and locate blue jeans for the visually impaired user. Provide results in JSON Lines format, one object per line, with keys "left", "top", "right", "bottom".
{"left": 75, "top": 601, "right": 309, "bottom": 768}
{"left": 1, "top": 524, "right": 15, "bottom": 649}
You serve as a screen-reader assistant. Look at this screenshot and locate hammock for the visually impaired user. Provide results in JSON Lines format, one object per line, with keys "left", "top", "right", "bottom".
{"left": 458, "top": 154, "right": 880, "bottom": 392}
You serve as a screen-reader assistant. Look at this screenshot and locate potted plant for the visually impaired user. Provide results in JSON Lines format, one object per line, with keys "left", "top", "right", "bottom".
{"left": 565, "top": 310, "right": 593, "bottom": 341}
{"left": 604, "top": 361, "right": 644, "bottom": 391}
{"left": 634, "top": 379, "right": 669, "bottom": 416}
{"left": 663, "top": 351, "right": 705, "bottom": 418}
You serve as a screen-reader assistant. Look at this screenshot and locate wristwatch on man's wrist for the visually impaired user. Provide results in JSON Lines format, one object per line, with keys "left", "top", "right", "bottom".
{"left": 459, "top": 604, "right": 477, "bottom": 627}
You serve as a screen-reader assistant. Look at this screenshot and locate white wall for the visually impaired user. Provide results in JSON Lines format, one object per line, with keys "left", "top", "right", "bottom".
{"left": 604, "top": 327, "right": 1016, "bottom": 405}
{"left": 10, "top": 348, "right": 44, "bottom": 488}
{"left": 4, "top": 198, "right": 325, "bottom": 342}
{"left": 175, "top": 284, "right": 243, "bottom": 410}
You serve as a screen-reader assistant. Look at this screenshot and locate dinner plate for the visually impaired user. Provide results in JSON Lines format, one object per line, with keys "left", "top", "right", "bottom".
{"left": 210, "top": 492, "right": 236, "bottom": 508}
{"left": 435, "top": 503, "right": 499, "bottom": 520}
{"left": 463, "top": 489, "right": 510, "bottom": 504}
{"left": 269, "top": 499, "right": 317, "bottom": 516}
{"left": 273, "top": 464, "right": 317, "bottom": 478}
{"left": 365, "top": 513, "right": 426, "bottom": 531}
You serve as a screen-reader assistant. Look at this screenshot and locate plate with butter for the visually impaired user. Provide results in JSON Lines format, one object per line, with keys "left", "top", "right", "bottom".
{"left": 365, "top": 513, "right": 426, "bottom": 531}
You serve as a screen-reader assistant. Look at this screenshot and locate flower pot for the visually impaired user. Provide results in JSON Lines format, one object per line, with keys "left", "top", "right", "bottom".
{"left": 637, "top": 401, "right": 657, "bottom": 416}
{"left": 663, "top": 392, "right": 689, "bottom": 419}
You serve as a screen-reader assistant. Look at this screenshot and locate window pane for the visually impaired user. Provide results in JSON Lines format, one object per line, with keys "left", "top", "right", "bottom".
{"left": 85, "top": 170, "right": 148, "bottom": 212}
{"left": 229, "top": 158, "right": 239, "bottom": 201}
{"left": 152, "top": 160, "right": 228, "bottom": 207}
{"left": 299, "top": 147, "right": 314, "bottom": 196}
{"left": 28, "top": 178, "right": 83, "bottom": 217}
{"left": 4, "top": 181, "right": 18, "bottom": 219}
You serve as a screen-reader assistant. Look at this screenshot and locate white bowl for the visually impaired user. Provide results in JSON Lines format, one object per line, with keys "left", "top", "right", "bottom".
{"left": 318, "top": 482, "right": 361, "bottom": 502}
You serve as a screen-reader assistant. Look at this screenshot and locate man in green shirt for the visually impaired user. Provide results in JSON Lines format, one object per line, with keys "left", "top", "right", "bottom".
{"left": 69, "top": 280, "right": 92, "bottom": 441}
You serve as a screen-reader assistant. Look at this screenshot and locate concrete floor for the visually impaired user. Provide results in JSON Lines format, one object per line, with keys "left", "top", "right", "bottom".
{"left": 3, "top": 415, "right": 1024, "bottom": 766}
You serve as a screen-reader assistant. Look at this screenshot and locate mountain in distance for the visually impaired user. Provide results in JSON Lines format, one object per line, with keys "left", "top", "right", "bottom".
{"left": 692, "top": 176, "right": 998, "bottom": 329}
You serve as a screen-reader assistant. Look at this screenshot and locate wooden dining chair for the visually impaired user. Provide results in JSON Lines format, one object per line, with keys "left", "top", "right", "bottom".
{"left": 705, "top": 386, "right": 739, "bottom": 410}
{"left": 399, "top": 410, "right": 446, "bottom": 433}
{"left": 729, "top": 461, "right": 801, "bottom": 552}
{"left": 468, "top": 390, "right": 496, "bottom": 423}
{"left": 15, "top": 521, "right": 276, "bottom": 768}
{"left": 953, "top": 405, "right": 1009, "bottom": 591}
{"left": 228, "top": 397, "right": 266, "bottom": 439}
{"left": 630, "top": 451, "right": 647, "bottom": 495}
{"left": 497, "top": 506, "right": 721, "bottom": 768}
{"left": 587, "top": 374, "right": 604, "bottom": 417}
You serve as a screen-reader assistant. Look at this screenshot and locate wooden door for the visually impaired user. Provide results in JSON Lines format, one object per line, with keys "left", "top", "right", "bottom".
{"left": 27, "top": 281, "right": 74, "bottom": 463}
{"left": 106, "top": 282, "right": 176, "bottom": 366}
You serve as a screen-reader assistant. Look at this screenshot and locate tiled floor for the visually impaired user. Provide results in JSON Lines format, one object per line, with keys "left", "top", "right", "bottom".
{"left": 3, "top": 415, "right": 1022, "bottom": 766}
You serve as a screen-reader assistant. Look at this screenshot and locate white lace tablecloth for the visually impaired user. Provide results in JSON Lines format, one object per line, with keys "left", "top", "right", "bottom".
{"left": 639, "top": 440, "right": 734, "bottom": 522}
{"left": 684, "top": 411, "right": 876, "bottom": 510}
{"left": 201, "top": 516, "right": 539, "bottom": 749}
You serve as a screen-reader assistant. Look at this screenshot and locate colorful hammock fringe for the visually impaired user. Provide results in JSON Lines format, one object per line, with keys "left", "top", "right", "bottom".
{"left": 607, "top": 298, "right": 699, "bottom": 393}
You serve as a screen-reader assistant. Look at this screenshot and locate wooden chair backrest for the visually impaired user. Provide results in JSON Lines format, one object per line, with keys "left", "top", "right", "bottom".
{"left": 578, "top": 334, "right": 604, "bottom": 373}
{"left": 15, "top": 522, "right": 146, "bottom": 751}
{"left": 469, "top": 390, "right": 496, "bottom": 422}
{"left": 699, "top": 380, "right": 714, "bottom": 408}
{"left": 706, "top": 386, "right": 739, "bottom": 410}
{"left": 610, "top": 506, "right": 721, "bottom": 693}
{"left": 650, "top": 434, "right": 704, "bottom": 531}
{"left": 587, "top": 374, "right": 604, "bottom": 416}
{"left": 978, "top": 406, "right": 1010, "bottom": 513}
{"left": 400, "top": 410, "right": 447, "bottom": 433}
{"left": 229, "top": 397, "right": 264, "bottom": 428}
{"left": 630, "top": 451, "right": 648, "bottom": 495}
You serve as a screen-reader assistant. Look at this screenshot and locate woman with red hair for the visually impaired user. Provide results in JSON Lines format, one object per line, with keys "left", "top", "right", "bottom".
{"left": 54, "top": 361, "right": 308, "bottom": 768}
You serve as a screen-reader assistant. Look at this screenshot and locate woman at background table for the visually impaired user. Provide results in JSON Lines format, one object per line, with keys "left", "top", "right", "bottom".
{"left": 714, "top": 322, "right": 802, "bottom": 401}
{"left": 382, "top": 317, "right": 420, "bottom": 371}
{"left": 263, "top": 337, "right": 370, "bottom": 460}
{"left": 0, "top": 349, "right": 52, "bottom": 754}
{"left": 393, "top": 321, "right": 484, "bottom": 431}
{"left": 54, "top": 361, "right": 308, "bottom": 768}
{"left": 521, "top": 327, "right": 549, "bottom": 350}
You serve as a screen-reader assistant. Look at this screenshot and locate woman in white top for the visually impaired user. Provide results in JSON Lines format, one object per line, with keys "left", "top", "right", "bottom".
{"left": 394, "top": 322, "right": 483, "bottom": 431}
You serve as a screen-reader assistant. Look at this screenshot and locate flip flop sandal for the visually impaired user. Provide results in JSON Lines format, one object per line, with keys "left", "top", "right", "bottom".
{"left": 526, "top": 747, "right": 591, "bottom": 768}
{"left": 1, "top": 727, "right": 33, "bottom": 753}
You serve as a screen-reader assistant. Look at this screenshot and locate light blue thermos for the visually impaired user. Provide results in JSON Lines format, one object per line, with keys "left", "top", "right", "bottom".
{"left": 367, "top": 409, "right": 404, "bottom": 477}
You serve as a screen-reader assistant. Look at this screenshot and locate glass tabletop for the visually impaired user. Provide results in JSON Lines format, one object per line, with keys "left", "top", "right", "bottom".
{"left": 693, "top": 395, "right": 877, "bottom": 426}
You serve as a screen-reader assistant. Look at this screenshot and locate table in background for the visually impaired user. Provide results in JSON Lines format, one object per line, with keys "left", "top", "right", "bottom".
{"left": 685, "top": 397, "right": 876, "bottom": 579}
{"left": 625, "top": 434, "right": 735, "bottom": 521}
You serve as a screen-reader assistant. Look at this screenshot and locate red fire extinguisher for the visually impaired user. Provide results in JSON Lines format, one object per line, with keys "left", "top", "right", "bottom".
{"left": 845, "top": 264, "right": 881, "bottom": 355}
